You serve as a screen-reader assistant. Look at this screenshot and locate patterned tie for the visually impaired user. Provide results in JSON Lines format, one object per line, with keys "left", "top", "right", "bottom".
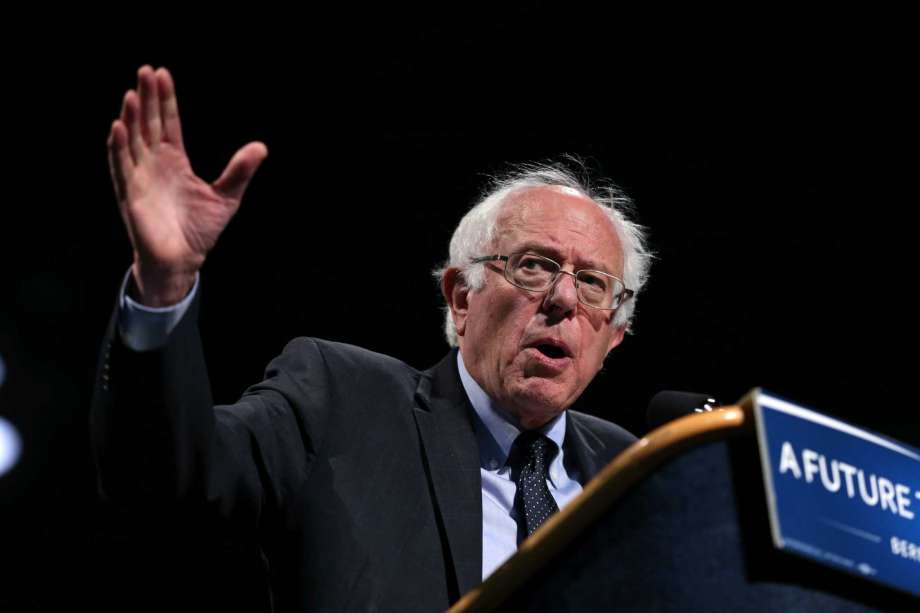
{"left": 510, "top": 431, "right": 560, "bottom": 541}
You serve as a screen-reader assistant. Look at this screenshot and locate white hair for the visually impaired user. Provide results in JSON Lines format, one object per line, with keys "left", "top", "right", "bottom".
{"left": 434, "top": 161, "right": 653, "bottom": 347}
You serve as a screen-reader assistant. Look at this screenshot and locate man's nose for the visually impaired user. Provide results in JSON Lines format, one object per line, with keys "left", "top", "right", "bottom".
{"left": 542, "top": 271, "right": 579, "bottom": 317}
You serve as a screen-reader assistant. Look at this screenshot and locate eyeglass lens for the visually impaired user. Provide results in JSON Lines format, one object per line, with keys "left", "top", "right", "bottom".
{"left": 506, "top": 253, "right": 624, "bottom": 309}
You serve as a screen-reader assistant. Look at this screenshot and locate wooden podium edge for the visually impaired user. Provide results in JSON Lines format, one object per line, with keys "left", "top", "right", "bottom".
{"left": 449, "top": 394, "right": 758, "bottom": 613}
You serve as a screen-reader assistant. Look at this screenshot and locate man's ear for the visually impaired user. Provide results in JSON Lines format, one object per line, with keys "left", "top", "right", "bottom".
{"left": 442, "top": 268, "right": 470, "bottom": 337}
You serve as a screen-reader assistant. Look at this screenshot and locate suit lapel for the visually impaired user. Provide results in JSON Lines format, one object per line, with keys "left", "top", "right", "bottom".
{"left": 412, "top": 350, "right": 482, "bottom": 601}
{"left": 564, "top": 412, "right": 604, "bottom": 480}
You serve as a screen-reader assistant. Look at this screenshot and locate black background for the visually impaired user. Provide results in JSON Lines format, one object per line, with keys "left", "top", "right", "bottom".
{"left": 1, "top": 7, "right": 916, "bottom": 611}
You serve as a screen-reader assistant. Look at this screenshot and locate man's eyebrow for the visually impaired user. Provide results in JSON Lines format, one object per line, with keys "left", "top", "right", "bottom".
{"left": 513, "top": 242, "right": 611, "bottom": 273}
{"left": 514, "top": 241, "right": 563, "bottom": 259}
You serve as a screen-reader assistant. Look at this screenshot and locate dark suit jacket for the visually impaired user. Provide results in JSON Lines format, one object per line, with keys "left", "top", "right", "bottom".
{"left": 91, "top": 298, "right": 636, "bottom": 612}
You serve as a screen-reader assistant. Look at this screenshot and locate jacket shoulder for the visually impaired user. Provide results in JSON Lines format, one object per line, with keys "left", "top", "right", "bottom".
{"left": 567, "top": 409, "right": 637, "bottom": 447}
{"left": 260, "top": 337, "right": 421, "bottom": 404}
{"left": 284, "top": 337, "right": 419, "bottom": 378}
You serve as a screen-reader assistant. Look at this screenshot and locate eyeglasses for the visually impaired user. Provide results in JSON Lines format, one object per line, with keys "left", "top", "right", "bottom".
{"left": 470, "top": 252, "right": 634, "bottom": 311}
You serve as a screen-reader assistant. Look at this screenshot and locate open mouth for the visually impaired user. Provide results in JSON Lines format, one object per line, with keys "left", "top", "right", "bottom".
{"left": 534, "top": 344, "right": 568, "bottom": 360}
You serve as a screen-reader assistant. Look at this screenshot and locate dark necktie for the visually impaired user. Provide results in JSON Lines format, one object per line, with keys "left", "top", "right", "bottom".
{"left": 510, "top": 431, "right": 560, "bottom": 542}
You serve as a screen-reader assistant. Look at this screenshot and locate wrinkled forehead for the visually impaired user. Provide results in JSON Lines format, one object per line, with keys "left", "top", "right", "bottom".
{"left": 497, "top": 185, "right": 612, "bottom": 227}
{"left": 494, "top": 186, "right": 623, "bottom": 270}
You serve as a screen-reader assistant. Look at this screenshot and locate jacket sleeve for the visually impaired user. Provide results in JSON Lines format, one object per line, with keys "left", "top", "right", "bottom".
{"left": 90, "top": 292, "right": 332, "bottom": 528}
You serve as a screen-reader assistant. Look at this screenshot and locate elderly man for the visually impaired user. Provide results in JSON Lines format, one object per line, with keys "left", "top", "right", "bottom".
{"left": 93, "top": 66, "right": 651, "bottom": 612}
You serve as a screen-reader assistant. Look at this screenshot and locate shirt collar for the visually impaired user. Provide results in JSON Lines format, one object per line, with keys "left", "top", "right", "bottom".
{"left": 457, "top": 351, "right": 566, "bottom": 477}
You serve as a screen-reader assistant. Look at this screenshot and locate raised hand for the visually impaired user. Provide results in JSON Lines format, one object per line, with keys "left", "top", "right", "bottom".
{"left": 107, "top": 66, "right": 268, "bottom": 306}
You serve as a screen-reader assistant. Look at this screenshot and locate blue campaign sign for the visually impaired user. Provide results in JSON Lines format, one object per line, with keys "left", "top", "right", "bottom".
{"left": 754, "top": 391, "right": 920, "bottom": 597}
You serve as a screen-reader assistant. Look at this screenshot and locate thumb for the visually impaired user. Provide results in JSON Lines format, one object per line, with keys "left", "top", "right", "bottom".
{"left": 212, "top": 141, "right": 269, "bottom": 202}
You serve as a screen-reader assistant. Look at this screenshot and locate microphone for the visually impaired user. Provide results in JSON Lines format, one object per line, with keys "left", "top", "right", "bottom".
{"left": 647, "top": 390, "right": 721, "bottom": 430}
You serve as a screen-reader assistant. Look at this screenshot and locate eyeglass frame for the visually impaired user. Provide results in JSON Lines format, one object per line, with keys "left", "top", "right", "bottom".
{"left": 470, "top": 252, "right": 635, "bottom": 311}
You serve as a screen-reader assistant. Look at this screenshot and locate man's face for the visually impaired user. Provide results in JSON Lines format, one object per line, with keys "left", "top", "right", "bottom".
{"left": 448, "top": 186, "right": 626, "bottom": 429}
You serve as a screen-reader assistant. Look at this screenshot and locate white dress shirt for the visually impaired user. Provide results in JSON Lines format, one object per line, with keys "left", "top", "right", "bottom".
{"left": 456, "top": 352, "right": 583, "bottom": 579}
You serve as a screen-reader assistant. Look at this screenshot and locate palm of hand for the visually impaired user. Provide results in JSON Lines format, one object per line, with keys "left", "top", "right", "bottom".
{"left": 125, "top": 142, "right": 236, "bottom": 269}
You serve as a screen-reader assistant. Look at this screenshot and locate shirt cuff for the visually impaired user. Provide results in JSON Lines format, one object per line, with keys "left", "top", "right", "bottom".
{"left": 117, "top": 268, "right": 199, "bottom": 352}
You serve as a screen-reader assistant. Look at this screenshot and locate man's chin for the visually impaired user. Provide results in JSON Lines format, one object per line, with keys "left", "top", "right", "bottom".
{"left": 505, "top": 378, "right": 572, "bottom": 429}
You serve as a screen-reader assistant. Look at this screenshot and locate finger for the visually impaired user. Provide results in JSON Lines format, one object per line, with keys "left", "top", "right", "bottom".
{"left": 107, "top": 120, "right": 132, "bottom": 203}
{"left": 121, "top": 90, "right": 146, "bottom": 163}
{"left": 213, "top": 142, "right": 269, "bottom": 203}
{"left": 137, "top": 65, "right": 162, "bottom": 145}
{"left": 155, "top": 67, "right": 185, "bottom": 150}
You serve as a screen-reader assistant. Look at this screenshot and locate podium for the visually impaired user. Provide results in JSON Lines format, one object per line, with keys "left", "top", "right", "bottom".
{"left": 450, "top": 395, "right": 916, "bottom": 612}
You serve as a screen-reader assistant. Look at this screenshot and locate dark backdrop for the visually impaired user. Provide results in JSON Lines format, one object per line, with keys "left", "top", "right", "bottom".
{"left": 1, "top": 8, "right": 915, "bottom": 611}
